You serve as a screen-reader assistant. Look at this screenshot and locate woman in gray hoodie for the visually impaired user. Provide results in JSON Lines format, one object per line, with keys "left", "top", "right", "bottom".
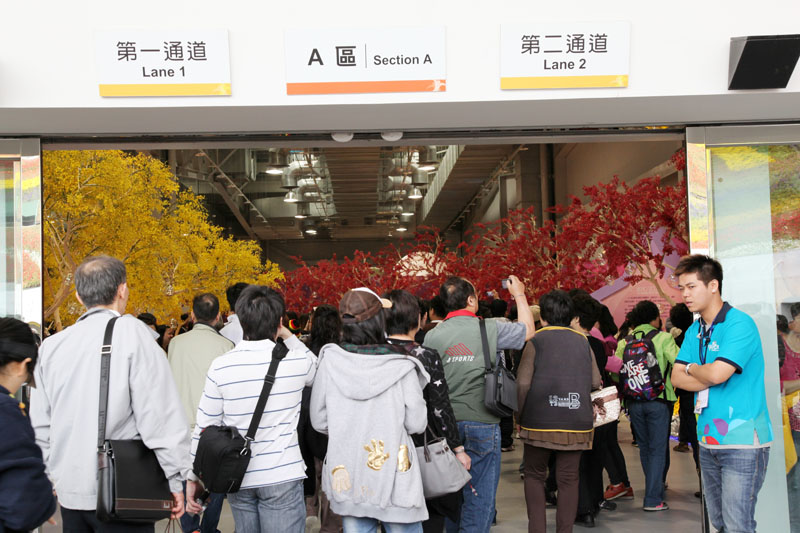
{"left": 310, "top": 288, "right": 430, "bottom": 533}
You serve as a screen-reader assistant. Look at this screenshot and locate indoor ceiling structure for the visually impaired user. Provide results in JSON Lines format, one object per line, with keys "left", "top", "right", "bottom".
{"left": 169, "top": 144, "right": 519, "bottom": 243}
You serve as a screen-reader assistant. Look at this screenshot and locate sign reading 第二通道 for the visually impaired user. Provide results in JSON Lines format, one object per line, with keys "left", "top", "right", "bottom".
{"left": 284, "top": 27, "right": 446, "bottom": 95}
{"left": 95, "top": 30, "right": 231, "bottom": 97}
{"left": 500, "top": 22, "right": 630, "bottom": 89}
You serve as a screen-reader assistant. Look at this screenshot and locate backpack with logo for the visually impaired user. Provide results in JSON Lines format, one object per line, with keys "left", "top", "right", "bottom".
{"left": 620, "top": 330, "right": 664, "bottom": 401}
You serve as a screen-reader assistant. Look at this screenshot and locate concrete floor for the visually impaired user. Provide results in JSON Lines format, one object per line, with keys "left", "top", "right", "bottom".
{"left": 42, "top": 419, "right": 704, "bottom": 532}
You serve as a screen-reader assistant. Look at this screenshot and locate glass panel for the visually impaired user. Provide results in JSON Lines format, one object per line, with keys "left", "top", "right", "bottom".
{"left": 708, "top": 144, "right": 800, "bottom": 531}
{"left": 0, "top": 160, "right": 21, "bottom": 317}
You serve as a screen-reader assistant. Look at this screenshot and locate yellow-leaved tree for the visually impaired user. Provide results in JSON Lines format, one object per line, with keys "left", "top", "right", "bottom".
{"left": 43, "top": 150, "right": 283, "bottom": 331}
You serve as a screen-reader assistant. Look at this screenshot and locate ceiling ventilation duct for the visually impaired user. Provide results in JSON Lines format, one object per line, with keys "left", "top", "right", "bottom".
{"left": 411, "top": 169, "right": 429, "bottom": 186}
{"left": 417, "top": 146, "right": 440, "bottom": 169}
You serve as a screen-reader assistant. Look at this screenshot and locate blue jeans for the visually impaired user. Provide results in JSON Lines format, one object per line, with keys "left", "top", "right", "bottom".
{"left": 180, "top": 482, "right": 225, "bottom": 533}
{"left": 227, "top": 479, "right": 305, "bottom": 533}
{"left": 342, "top": 516, "right": 422, "bottom": 533}
{"left": 627, "top": 400, "right": 671, "bottom": 507}
{"left": 700, "top": 446, "right": 769, "bottom": 533}
{"left": 445, "top": 421, "right": 501, "bottom": 533}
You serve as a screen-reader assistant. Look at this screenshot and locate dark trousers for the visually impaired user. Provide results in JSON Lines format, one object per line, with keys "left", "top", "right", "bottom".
{"left": 663, "top": 401, "right": 674, "bottom": 482}
{"left": 601, "top": 420, "right": 630, "bottom": 486}
{"left": 577, "top": 431, "right": 605, "bottom": 514}
{"left": 500, "top": 416, "right": 515, "bottom": 448}
{"left": 677, "top": 389, "right": 700, "bottom": 469}
{"left": 61, "top": 508, "right": 155, "bottom": 533}
{"left": 523, "top": 444, "right": 582, "bottom": 533}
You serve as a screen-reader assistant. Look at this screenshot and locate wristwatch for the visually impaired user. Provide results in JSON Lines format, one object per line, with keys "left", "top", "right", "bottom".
{"left": 685, "top": 363, "right": 694, "bottom": 376}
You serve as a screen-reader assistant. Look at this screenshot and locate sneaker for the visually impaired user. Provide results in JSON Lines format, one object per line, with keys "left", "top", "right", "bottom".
{"left": 673, "top": 442, "right": 690, "bottom": 453}
{"left": 599, "top": 500, "right": 617, "bottom": 511}
{"left": 604, "top": 483, "right": 633, "bottom": 501}
{"left": 643, "top": 502, "right": 670, "bottom": 512}
{"left": 501, "top": 444, "right": 515, "bottom": 452}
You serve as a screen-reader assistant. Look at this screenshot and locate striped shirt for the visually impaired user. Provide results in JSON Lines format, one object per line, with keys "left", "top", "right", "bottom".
{"left": 190, "top": 335, "right": 317, "bottom": 489}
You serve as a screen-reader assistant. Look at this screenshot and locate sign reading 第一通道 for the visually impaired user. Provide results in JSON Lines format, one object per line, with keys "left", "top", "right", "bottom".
{"left": 284, "top": 27, "right": 446, "bottom": 95}
{"left": 500, "top": 22, "right": 630, "bottom": 90}
{"left": 95, "top": 30, "right": 231, "bottom": 97}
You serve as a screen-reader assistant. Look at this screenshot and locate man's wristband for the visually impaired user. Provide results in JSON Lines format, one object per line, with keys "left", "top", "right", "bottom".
{"left": 685, "top": 363, "right": 695, "bottom": 376}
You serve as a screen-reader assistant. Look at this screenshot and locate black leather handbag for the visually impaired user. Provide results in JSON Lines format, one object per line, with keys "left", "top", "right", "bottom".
{"left": 193, "top": 339, "right": 288, "bottom": 493}
{"left": 96, "top": 317, "right": 174, "bottom": 523}
{"left": 480, "top": 319, "right": 518, "bottom": 418}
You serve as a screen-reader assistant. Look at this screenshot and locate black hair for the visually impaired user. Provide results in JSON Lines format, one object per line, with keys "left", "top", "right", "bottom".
{"left": 383, "top": 290, "right": 421, "bottom": 336}
{"left": 539, "top": 289, "right": 574, "bottom": 327}
{"left": 75, "top": 255, "right": 127, "bottom": 308}
{"left": 670, "top": 303, "right": 694, "bottom": 332}
{"left": 226, "top": 282, "right": 250, "bottom": 311}
{"left": 235, "top": 285, "right": 285, "bottom": 341}
{"left": 568, "top": 288, "right": 591, "bottom": 299}
{"left": 490, "top": 299, "right": 508, "bottom": 319}
{"left": 508, "top": 304, "right": 518, "bottom": 322}
{"left": 429, "top": 295, "right": 447, "bottom": 320}
{"left": 192, "top": 293, "right": 220, "bottom": 324}
{"left": 341, "top": 312, "right": 385, "bottom": 346}
{"left": 309, "top": 304, "right": 341, "bottom": 355}
{"left": 778, "top": 314, "right": 790, "bottom": 335}
{"left": 136, "top": 312, "right": 157, "bottom": 327}
{"left": 0, "top": 318, "right": 39, "bottom": 377}
{"left": 617, "top": 318, "right": 632, "bottom": 340}
{"left": 674, "top": 254, "right": 723, "bottom": 294}
{"left": 628, "top": 300, "right": 661, "bottom": 328}
{"left": 572, "top": 294, "right": 602, "bottom": 331}
{"left": 440, "top": 277, "right": 476, "bottom": 313}
{"left": 286, "top": 311, "right": 299, "bottom": 321}
{"left": 791, "top": 303, "right": 800, "bottom": 321}
{"left": 418, "top": 298, "right": 430, "bottom": 320}
{"left": 597, "top": 305, "right": 618, "bottom": 338}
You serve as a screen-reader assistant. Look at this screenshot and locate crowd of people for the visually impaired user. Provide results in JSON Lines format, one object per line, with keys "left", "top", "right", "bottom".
{"left": 0, "top": 254, "right": 776, "bottom": 533}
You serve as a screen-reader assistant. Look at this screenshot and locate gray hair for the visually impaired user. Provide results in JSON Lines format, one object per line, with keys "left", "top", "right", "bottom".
{"left": 74, "top": 256, "right": 127, "bottom": 308}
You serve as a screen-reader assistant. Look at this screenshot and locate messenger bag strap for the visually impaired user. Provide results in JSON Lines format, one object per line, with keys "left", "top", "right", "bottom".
{"left": 479, "top": 319, "right": 492, "bottom": 373}
{"left": 97, "top": 316, "right": 120, "bottom": 451}
{"left": 244, "top": 338, "right": 289, "bottom": 449}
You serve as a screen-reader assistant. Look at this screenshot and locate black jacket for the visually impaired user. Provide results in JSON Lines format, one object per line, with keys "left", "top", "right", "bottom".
{"left": 0, "top": 385, "right": 56, "bottom": 533}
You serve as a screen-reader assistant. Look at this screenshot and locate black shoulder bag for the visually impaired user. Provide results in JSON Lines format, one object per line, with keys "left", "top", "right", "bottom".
{"left": 480, "top": 319, "right": 518, "bottom": 418}
{"left": 96, "top": 317, "right": 174, "bottom": 523}
{"left": 193, "top": 338, "right": 289, "bottom": 493}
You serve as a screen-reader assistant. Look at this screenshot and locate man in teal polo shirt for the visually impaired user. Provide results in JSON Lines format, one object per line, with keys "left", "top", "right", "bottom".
{"left": 424, "top": 275, "right": 536, "bottom": 533}
{"left": 671, "top": 255, "right": 773, "bottom": 533}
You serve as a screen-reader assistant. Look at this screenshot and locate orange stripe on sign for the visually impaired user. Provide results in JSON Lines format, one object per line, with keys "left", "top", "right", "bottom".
{"left": 286, "top": 79, "right": 446, "bottom": 95}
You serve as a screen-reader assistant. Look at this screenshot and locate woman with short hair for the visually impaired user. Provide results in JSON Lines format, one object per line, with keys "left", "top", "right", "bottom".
{"left": 517, "top": 290, "right": 602, "bottom": 533}
{"left": 0, "top": 317, "right": 57, "bottom": 533}
{"left": 382, "top": 289, "right": 471, "bottom": 533}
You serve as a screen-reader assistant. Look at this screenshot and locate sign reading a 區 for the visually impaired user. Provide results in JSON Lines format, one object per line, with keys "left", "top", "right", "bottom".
{"left": 95, "top": 30, "right": 231, "bottom": 97}
{"left": 284, "top": 27, "right": 446, "bottom": 95}
{"left": 500, "top": 22, "right": 630, "bottom": 89}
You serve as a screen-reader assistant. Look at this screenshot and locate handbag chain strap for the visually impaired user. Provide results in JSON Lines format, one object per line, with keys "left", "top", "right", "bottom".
{"left": 242, "top": 338, "right": 289, "bottom": 453}
{"left": 97, "top": 316, "right": 120, "bottom": 451}
{"left": 479, "top": 319, "right": 493, "bottom": 373}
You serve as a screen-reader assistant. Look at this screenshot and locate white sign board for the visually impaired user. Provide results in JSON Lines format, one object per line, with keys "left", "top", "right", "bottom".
{"left": 284, "top": 27, "right": 446, "bottom": 95}
{"left": 501, "top": 22, "right": 630, "bottom": 89}
{"left": 95, "top": 30, "right": 231, "bottom": 97}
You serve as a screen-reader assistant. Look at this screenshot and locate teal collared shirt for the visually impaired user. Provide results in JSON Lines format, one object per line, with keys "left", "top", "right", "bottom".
{"left": 675, "top": 303, "right": 773, "bottom": 447}
{"left": 616, "top": 324, "right": 680, "bottom": 402}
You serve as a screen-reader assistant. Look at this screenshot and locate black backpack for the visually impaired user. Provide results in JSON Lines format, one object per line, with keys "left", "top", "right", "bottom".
{"left": 620, "top": 330, "right": 664, "bottom": 401}
{"left": 193, "top": 339, "right": 288, "bottom": 493}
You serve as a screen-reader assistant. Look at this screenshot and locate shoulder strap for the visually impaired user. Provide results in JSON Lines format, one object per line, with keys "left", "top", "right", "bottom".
{"left": 244, "top": 338, "right": 289, "bottom": 448}
{"left": 97, "top": 316, "right": 120, "bottom": 450}
{"left": 644, "top": 329, "right": 659, "bottom": 340}
{"left": 479, "top": 319, "right": 492, "bottom": 372}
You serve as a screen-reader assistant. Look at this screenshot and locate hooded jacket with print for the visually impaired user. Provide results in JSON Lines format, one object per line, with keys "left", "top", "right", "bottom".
{"left": 310, "top": 343, "right": 430, "bottom": 524}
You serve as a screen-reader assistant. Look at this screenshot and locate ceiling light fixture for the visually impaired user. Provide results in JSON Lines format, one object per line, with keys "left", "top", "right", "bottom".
{"left": 396, "top": 226, "right": 408, "bottom": 232}
{"left": 408, "top": 187, "right": 423, "bottom": 200}
{"left": 417, "top": 164, "right": 436, "bottom": 171}
{"left": 380, "top": 131, "right": 403, "bottom": 142}
{"left": 266, "top": 168, "right": 284, "bottom": 175}
{"left": 284, "top": 191, "right": 299, "bottom": 203}
{"left": 305, "top": 228, "right": 317, "bottom": 235}
{"left": 294, "top": 204, "right": 309, "bottom": 219}
{"left": 331, "top": 132, "right": 354, "bottom": 143}
{"left": 401, "top": 200, "right": 415, "bottom": 216}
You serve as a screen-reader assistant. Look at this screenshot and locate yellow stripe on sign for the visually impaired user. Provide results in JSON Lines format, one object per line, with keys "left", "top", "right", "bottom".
{"left": 501, "top": 75, "right": 628, "bottom": 89}
{"left": 99, "top": 83, "right": 232, "bottom": 97}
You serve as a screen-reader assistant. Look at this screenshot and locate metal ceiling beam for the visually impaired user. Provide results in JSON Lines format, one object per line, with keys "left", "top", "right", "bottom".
{"left": 420, "top": 145, "right": 465, "bottom": 221}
